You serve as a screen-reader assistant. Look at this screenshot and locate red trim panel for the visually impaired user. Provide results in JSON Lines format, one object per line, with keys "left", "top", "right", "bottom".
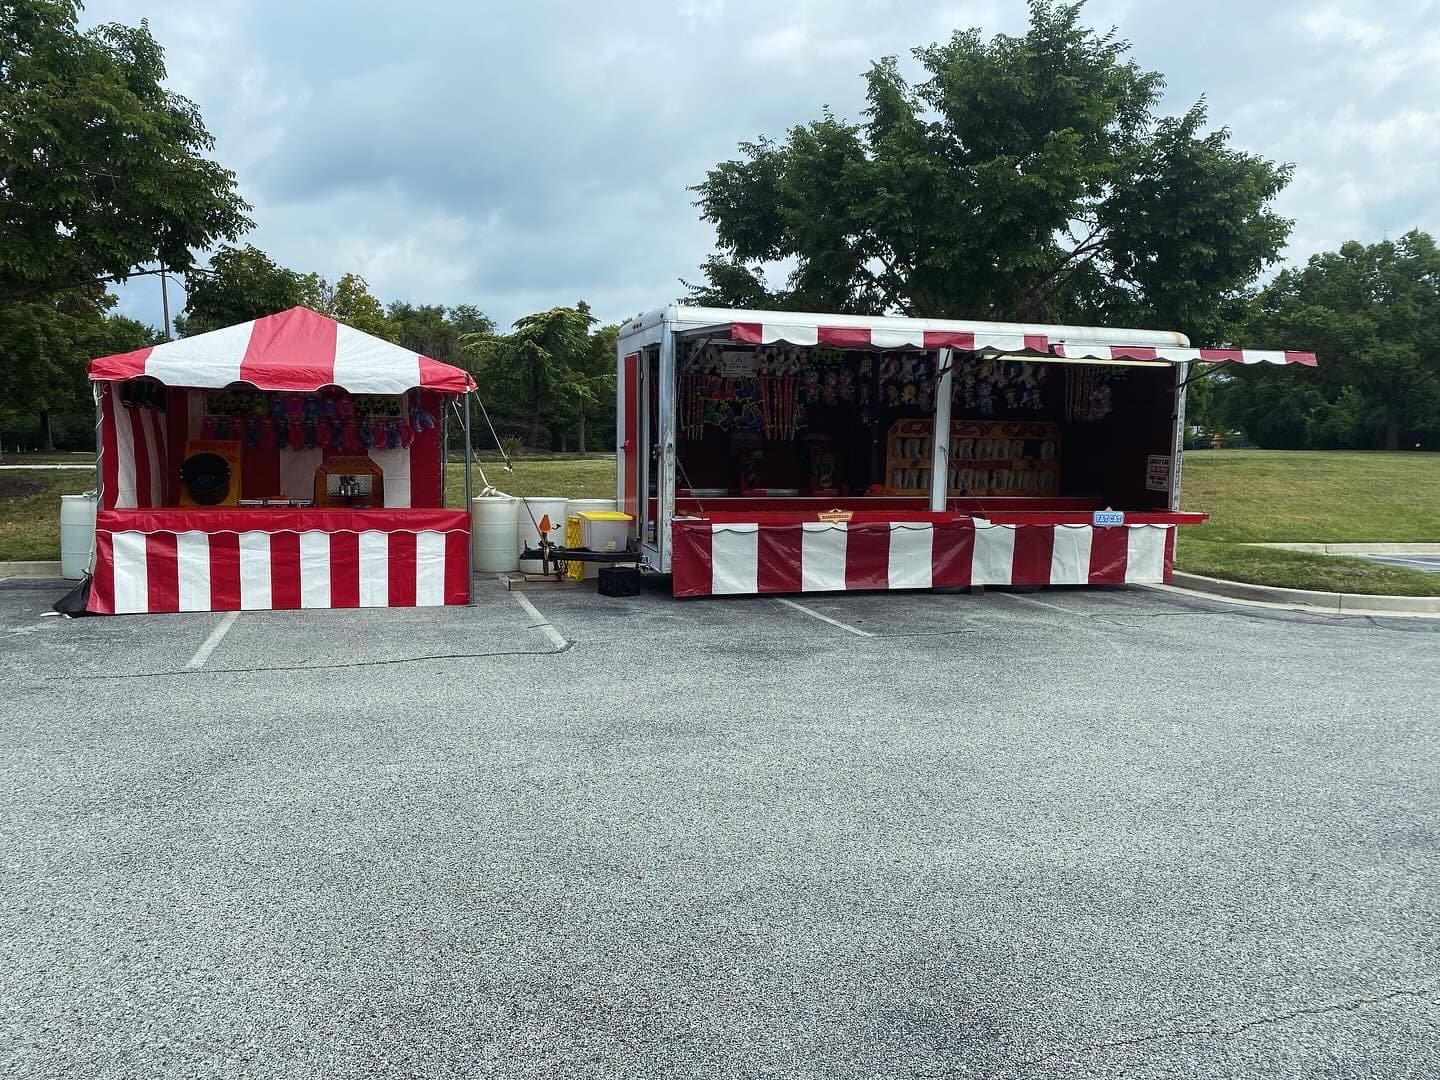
{"left": 622, "top": 353, "right": 639, "bottom": 522}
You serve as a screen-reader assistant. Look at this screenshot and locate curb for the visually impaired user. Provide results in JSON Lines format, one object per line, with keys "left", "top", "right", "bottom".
{"left": 1246, "top": 542, "right": 1440, "bottom": 555}
{"left": 1168, "top": 571, "right": 1440, "bottom": 615}
{"left": 0, "top": 561, "right": 65, "bottom": 579}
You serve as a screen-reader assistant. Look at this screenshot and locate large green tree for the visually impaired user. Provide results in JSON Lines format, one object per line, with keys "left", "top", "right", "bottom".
{"left": 301, "top": 271, "right": 396, "bottom": 341}
{"left": 0, "top": 1, "right": 251, "bottom": 302}
{"left": 174, "top": 244, "right": 310, "bottom": 336}
{"left": 388, "top": 302, "right": 495, "bottom": 366}
{"left": 463, "top": 306, "right": 596, "bottom": 447}
{"left": 686, "top": 0, "right": 1291, "bottom": 342}
{"left": 1238, "top": 231, "right": 1440, "bottom": 450}
{"left": 2, "top": 0, "right": 249, "bottom": 432}
{"left": 0, "top": 289, "right": 153, "bottom": 448}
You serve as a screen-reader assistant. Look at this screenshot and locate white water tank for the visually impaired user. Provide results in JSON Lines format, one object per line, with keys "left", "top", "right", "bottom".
{"left": 471, "top": 495, "right": 520, "bottom": 573}
{"left": 517, "top": 496, "right": 568, "bottom": 574}
{"left": 59, "top": 493, "right": 97, "bottom": 580}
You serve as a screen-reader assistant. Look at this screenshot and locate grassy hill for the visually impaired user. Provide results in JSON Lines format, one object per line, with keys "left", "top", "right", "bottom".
{"left": 1177, "top": 451, "right": 1440, "bottom": 596}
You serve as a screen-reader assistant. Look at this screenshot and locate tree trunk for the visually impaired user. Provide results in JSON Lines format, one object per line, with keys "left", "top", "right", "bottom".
{"left": 38, "top": 410, "right": 54, "bottom": 452}
{"left": 558, "top": 428, "right": 568, "bottom": 453}
{"left": 1384, "top": 403, "right": 1400, "bottom": 451}
{"left": 529, "top": 399, "right": 542, "bottom": 447}
{"left": 577, "top": 412, "right": 587, "bottom": 455}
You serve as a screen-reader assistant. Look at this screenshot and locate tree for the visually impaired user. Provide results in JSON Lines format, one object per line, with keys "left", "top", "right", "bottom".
{"left": 0, "top": 289, "right": 153, "bottom": 447}
{"left": 574, "top": 322, "right": 618, "bottom": 453}
{"left": 685, "top": 0, "right": 1291, "bottom": 343}
{"left": 388, "top": 302, "right": 495, "bottom": 366}
{"left": 302, "top": 272, "right": 397, "bottom": 341}
{"left": 464, "top": 306, "right": 595, "bottom": 447}
{"left": 1246, "top": 231, "right": 1440, "bottom": 450}
{"left": 174, "top": 245, "right": 310, "bottom": 336}
{"left": 0, "top": 2, "right": 251, "bottom": 304}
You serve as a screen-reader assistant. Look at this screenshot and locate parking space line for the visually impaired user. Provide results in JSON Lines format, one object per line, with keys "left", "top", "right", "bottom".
{"left": 186, "top": 610, "right": 240, "bottom": 670}
{"left": 511, "top": 592, "right": 569, "bottom": 650}
{"left": 775, "top": 597, "right": 874, "bottom": 638}
{"left": 1007, "top": 593, "right": 1089, "bottom": 619}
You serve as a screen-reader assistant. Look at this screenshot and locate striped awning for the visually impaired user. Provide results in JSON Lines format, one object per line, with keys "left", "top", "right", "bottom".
{"left": 88, "top": 306, "right": 477, "bottom": 393}
{"left": 729, "top": 320, "right": 1316, "bottom": 366}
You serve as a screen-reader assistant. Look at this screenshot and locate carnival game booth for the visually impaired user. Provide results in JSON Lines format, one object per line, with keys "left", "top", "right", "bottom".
{"left": 85, "top": 306, "right": 477, "bottom": 615}
{"left": 616, "top": 306, "right": 1316, "bottom": 598}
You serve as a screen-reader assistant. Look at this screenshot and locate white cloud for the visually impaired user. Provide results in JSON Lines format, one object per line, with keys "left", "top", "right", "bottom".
{"left": 1299, "top": 5, "right": 1386, "bottom": 48}
{"left": 79, "top": 0, "right": 1440, "bottom": 333}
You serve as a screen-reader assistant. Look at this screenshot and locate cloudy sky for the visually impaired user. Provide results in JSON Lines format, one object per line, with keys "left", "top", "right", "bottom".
{"left": 85, "top": 0, "right": 1439, "bottom": 335}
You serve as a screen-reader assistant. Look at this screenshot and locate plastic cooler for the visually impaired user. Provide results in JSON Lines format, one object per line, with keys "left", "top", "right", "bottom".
{"left": 579, "top": 510, "right": 631, "bottom": 553}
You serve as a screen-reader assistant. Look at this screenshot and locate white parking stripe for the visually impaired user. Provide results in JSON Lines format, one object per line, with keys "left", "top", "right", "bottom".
{"left": 511, "top": 592, "right": 568, "bottom": 650}
{"left": 186, "top": 610, "right": 239, "bottom": 670}
{"left": 775, "top": 597, "right": 874, "bottom": 638}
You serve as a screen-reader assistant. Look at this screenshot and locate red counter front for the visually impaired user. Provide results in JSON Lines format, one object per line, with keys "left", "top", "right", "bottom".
{"left": 669, "top": 509, "right": 1186, "bottom": 598}
{"left": 89, "top": 509, "right": 471, "bottom": 615}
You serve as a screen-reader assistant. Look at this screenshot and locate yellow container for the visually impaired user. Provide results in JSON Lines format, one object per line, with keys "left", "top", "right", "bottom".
{"left": 579, "top": 510, "right": 632, "bottom": 553}
{"left": 565, "top": 515, "right": 585, "bottom": 581}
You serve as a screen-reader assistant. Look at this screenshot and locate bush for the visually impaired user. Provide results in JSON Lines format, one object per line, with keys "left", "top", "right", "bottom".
{"left": 499, "top": 435, "right": 524, "bottom": 460}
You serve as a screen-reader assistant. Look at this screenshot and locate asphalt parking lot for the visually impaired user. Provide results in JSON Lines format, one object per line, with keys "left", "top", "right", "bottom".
{"left": 2, "top": 576, "right": 1438, "bottom": 1079}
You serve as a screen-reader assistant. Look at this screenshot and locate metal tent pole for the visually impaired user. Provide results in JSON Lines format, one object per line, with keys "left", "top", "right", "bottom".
{"left": 929, "top": 348, "right": 954, "bottom": 513}
{"left": 464, "top": 390, "right": 474, "bottom": 605}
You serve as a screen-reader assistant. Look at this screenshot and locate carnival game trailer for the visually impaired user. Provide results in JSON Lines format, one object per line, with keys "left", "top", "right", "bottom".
{"left": 616, "top": 307, "right": 1316, "bottom": 598}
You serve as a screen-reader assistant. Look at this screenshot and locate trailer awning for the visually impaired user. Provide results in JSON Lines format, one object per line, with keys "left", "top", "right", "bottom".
{"left": 723, "top": 319, "right": 1316, "bottom": 366}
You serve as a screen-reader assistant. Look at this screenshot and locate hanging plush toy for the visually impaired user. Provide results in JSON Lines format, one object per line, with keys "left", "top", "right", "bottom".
{"left": 303, "top": 419, "right": 317, "bottom": 450}
{"left": 397, "top": 417, "right": 415, "bottom": 449}
{"left": 258, "top": 417, "right": 278, "bottom": 450}
{"left": 385, "top": 420, "right": 402, "bottom": 450}
{"left": 341, "top": 419, "right": 362, "bottom": 452}
{"left": 410, "top": 400, "right": 435, "bottom": 431}
{"left": 370, "top": 419, "right": 387, "bottom": 449}
{"left": 243, "top": 417, "right": 260, "bottom": 449}
{"left": 316, "top": 417, "right": 334, "bottom": 449}
{"left": 285, "top": 397, "right": 306, "bottom": 451}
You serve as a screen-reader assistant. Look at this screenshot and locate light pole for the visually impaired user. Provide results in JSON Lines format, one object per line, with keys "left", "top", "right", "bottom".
{"left": 159, "top": 265, "right": 172, "bottom": 341}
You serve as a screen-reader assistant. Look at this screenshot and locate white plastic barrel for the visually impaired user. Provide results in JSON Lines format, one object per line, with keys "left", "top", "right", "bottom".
{"left": 59, "top": 493, "right": 97, "bottom": 580}
{"left": 471, "top": 495, "right": 520, "bottom": 573}
{"left": 517, "top": 496, "right": 568, "bottom": 574}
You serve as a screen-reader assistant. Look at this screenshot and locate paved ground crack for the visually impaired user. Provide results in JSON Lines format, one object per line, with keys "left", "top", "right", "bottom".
{"left": 1000, "top": 985, "right": 1440, "bottom": 1074}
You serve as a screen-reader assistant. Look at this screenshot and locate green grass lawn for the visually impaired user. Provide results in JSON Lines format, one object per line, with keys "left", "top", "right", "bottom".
{"left": 1177, "top": 450, "right": 1440, "bottom": 596}
{"left": 0, "top": 470, "right": 95, "bottom": 562}
{"left": 444, "top": 456, "right": 614, "bottom": 504}
{"left": 0, "top": 451, "right": 97, "bottom": 466}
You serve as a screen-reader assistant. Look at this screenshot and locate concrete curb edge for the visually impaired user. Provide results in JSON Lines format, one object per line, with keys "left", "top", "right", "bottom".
{"left": 1168, "top": 571, "right": 1440, "bottom": 615}
{"left": 1245, "top": 542, "right": 1440, "bottom": 555}
{"left": 0, "top": 561, "right": 65, "bottom": 578}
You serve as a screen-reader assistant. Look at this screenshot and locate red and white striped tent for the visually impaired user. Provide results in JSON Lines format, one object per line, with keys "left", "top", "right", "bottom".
{"left": 85, "top": 307, "right": 477, "bottom": 615}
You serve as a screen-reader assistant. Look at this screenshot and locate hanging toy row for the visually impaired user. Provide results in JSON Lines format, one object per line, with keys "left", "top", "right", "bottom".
{"left": 758, "top": 373, "right": 798, "bottom": 439}
{"left": 1064, "top": 367, "right": 1118, "bottom": 422}
{"left": 200, "top": 388, "right": 437, "bottom": 451}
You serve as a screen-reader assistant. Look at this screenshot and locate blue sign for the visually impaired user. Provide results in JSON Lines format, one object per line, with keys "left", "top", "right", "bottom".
{"left": 1092, "top": 510, "right": 1126, "bottom": 527}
